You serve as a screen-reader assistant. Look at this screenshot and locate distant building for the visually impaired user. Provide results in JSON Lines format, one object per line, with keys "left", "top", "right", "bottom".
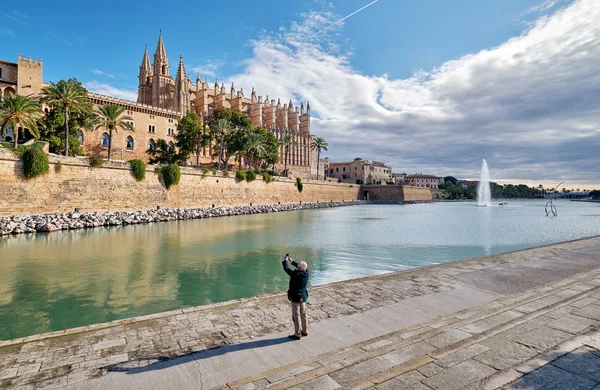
{"left": 392, "top": 173, "right": 406, "bottom": 185}
{"left": 405, "top": 174, "right": 441, "bottom": 189}
{"left": 328, "top": 159, "right": 392, "bottom": 184}
{"left": 319, "top": 158, "right": 330, "bottom": 180}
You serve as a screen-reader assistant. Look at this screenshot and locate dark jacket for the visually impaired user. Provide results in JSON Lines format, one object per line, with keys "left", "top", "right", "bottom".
{"left": 282, "top": 260, "right": 309, "bottom": 303}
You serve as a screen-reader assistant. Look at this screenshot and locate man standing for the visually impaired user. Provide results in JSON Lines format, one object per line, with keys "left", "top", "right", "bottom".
{"left": 282, "top": 254, "right": 309, "bottom": 340}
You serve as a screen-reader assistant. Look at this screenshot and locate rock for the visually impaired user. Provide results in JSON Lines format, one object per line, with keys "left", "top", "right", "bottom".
{"left": 40, "top": 223, "right": 58, "bottom": 232}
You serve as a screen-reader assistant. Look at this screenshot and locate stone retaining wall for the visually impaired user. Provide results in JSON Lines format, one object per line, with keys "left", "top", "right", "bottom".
{"left": 0, "top": 148, "right": 360, "bottom": 215}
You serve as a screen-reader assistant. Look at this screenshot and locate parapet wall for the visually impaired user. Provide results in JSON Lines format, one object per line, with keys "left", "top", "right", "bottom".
{"left": 0, "top": 148, "right": 360, "bottom": 215}
{"left": 360, "top": 185, "right": 432, "bottom": 203}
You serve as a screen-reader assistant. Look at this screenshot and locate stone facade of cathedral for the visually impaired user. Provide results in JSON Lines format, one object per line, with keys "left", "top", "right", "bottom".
{"left": 1, "top": 33, "right": 316, "bottom": 175}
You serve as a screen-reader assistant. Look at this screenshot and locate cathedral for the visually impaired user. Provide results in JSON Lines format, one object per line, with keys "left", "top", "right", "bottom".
{"left": 137, "top": 33, "right": 311, "bottom": 137}
{"left": 0, "top": 33, "right": 316, "bottom": 175}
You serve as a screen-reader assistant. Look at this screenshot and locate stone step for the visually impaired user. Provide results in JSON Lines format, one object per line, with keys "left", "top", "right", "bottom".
{"left": 219, "top": 269, "right": 600, "bottom": 390}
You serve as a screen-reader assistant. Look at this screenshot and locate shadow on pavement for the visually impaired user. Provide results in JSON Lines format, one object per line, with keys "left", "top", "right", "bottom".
{"left": 104, "top": 336, "right": 295, "bottom": 375}
{"left": 504, "top": 344, "right": 600, "bottom": 389}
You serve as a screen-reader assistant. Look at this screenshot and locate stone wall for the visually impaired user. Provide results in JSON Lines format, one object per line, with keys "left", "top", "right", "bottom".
{"left": 360, "top": 185, "right": 431, "bottom": 203}
{"left": 0, "top": 148, "right": 360, "bottom": 215}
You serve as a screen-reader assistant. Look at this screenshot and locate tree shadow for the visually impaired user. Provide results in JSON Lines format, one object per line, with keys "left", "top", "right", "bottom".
{"left": 502, "top": 341, "right": 600, "bottom": 389}
{"left": 104, "top": 336, "right": 294, "bottom": 375}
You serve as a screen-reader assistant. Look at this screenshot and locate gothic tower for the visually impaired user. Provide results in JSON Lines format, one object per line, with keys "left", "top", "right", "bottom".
{"left": 174, "top": 55, "right": 190, "bottom": 113}
{"left": 137, "top": 47, "right": 153, "bottom": 105}
{"left": 151, "top": 33, "right": 174, "bottom": 109}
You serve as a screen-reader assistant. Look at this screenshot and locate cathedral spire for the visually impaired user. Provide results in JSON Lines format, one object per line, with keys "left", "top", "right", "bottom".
{"left": 153, "top": 32, "right": 169, "bottom": 76}
{"left": 176, "top": 55, "right": 186, "bottom": 83}
{"left": 139, "top": 47, "right": 152, "bottom": 78}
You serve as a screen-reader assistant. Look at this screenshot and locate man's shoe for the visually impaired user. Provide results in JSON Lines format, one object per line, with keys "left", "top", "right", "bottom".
{"left": 301, "top": 331, "right": 308, "bottom": 337}
{"left": 288, "top": 335, "right": 301, "bottom": 340}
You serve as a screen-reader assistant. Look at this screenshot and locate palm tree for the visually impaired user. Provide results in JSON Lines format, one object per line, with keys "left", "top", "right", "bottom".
{"left": 280, "top": 133, "right": 296, "bottom": 177}
{"left": 94, "top": 104, "right": 134, "bottom": 160}
{"left": 0, "top": 94, "right": 42, "bottom": 149}
{"left": 41, "top": 80, "right": 90, "bottom": 156}
{"left": 244, "top": 132, "right": 267, "bottom": 169}
{"left": 310, "top": 137, "right": 328, "bottom": 180}
{"left": 210, "top": 119, "right": 233, "bottom": 170}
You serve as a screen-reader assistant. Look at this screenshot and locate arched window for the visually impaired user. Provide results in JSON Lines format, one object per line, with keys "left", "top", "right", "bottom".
{"left": 168, "top": 141, "right": 174, "bottom": 149}
{"left": 77, "top": 130, "right": 84, "bottom": 144}
{"left": 101, "top": 133, "right": 109, "bottom": 147}
{"left": 126, "top": 136, "right": 134, "bottom": 150}
{"left": 148, "top": 139, "right": 156, "bottom": 151}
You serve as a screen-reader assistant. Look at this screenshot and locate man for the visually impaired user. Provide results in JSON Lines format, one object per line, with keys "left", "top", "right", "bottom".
{"left": 282, "top": 254, "right": 309, "bottom": 340}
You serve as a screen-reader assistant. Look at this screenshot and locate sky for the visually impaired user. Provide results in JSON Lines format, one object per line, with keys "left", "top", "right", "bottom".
{"left": 2, "top": 0, "right": 599, "bottom": 189}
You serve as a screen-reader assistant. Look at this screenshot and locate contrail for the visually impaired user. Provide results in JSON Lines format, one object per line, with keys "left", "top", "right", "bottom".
{"left": 316, "top": 0, "right": 381, "bottom": 35}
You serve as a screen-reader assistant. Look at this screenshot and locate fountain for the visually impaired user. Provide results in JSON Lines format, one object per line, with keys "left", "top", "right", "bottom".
{"left": 477, "top": 159, "right": 492, "bottom": 206}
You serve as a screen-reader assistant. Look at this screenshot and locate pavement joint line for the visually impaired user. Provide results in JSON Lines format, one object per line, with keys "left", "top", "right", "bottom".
{"left": 346, "top": 355, "right": 434, "bottom": 389}
{"left": 223, "top": 276, "right": 600, "bottom": 390}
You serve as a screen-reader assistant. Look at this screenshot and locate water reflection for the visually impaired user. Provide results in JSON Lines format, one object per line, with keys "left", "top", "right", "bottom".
{"left": 1, "top": 200, "right": 599, "bottom": 340}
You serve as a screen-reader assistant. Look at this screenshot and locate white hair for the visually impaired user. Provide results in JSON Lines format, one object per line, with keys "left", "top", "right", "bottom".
{"left": 298, "top": 261, "right": 307, "bottom": 271}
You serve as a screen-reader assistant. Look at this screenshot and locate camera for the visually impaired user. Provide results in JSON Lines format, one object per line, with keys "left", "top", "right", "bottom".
{"left": 285, "top": 253, "right": 289, "bottom": 257}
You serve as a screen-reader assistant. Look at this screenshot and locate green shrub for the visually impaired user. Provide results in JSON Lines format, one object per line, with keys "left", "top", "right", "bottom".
{"left": 128, "top": 159, "right": 146, "bottom": 182}
{"left": 201, "top": 168, "right": 209, "bottom": 178}
{"left": 253, "top": 169, "right": 260, "bottom": 175}
{"left": 211, "top": 168, "right": 217, "bottom": 175}
{"left": 161, "top": 164, "right": 181, "bottom": 189}
{"left": 55, "top": 161, "right": 63, "bottom": 173}
{"left": 261, "top": 172, "right": 273, "bottom": 183}
{"left": 88, "top": 156, "right": 105, "bottom": 168}
{"left": 22, "top": 146, "right": 49, "bottom": 179}
{"left": 235, "top": 170, "right": 246, "bottom": 181}
{"left": 267, "top": 170, "right": 278, "bottom": 177}
{"left": 296, "top": 177, "right": 304, "bottom": 193}
{"left": 222, "top": 169, "right": 230, "bottom": 177}
{"left": 0, "top": 142, "right": 12, "bottom": 149}
{"left": 246, "top": 170, "right": 256, "bottom": 182}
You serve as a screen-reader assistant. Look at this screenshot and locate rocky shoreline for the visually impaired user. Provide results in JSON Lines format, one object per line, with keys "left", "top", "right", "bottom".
{"left": 0, "top": 201, "right": 374, "bottom": 236}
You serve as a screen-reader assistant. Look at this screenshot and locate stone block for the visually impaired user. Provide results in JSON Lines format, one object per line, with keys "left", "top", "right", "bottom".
{"left": 547, "top": 315, "right": 596, "bottom": 334}
{"left": 329, "top": 356, "right": 395, "bottom": 386}
{"left": 266, "top": 362, "right": 321, "bottom": 383}
{"left": 380, "top": 341, "right": 436, "bottom": 365}
{"left": 376, "top": 370, "right": 430, "bottom": 390}
{"left": 513, "top": 326, "right": 572, "bottom": 350}
{"left": 514, "top": 295, "right": 564, "bottom": 313}
{"left": 426, "top": 329, "right": 471, "bottom": 349}
{"left": 288, "top": 375, "right": 341, "bottom": 390}
{"left": 422, "top": 359, "right": 496, "bottom": 390}
{"left": 91, "top": 338, "right": 126, "bottom": 351}
{"left": 574, "top": 304, "right": 600, "bottom": 321}
{"left": 416, "top": 362, "right": 444, "bottom": 377}
{"left": 476, "top": 340, "right": 538, "bottom": 370}
{"left": 571, "top": 298, "right": 599, "bottom": 309}
{"left": 434, "top": 343, "right": 490, "bottom": 368}
{"left": 459, "top": 310, "right": 523, "bottom": 334}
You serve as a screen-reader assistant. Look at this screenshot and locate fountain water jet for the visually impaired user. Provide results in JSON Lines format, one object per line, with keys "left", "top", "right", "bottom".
{"left": 477, "top": 159, "right": 492, "bottom": 206}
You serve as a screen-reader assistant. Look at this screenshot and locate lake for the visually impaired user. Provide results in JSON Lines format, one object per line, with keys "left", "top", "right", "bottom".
{"left": 1, "top": 200, "right": 599, "bottom": 340}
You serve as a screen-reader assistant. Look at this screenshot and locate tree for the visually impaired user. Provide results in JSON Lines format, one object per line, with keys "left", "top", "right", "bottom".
{"left": 280, "top": 133, "right": 296, "bottom": 176}
{"left": 93, "top": 104, "right": 134, "bottom": 160}
{"left": 147, "top": 139, "right": 180, "bottom": 165}
{"left": 590, "top": 190, "right": 600, "bottom": 199}
{"left": 210, "top": 119, "right": 233, "bottom": 170}
{"left": 310, "top": 137, "right": 328, "bottom": 180}
{"left": 243, "top": 132, "right": 267, "bottom": 169}
{"left": 443, "top": 176, "right": 458, "bottom": 185}
{"left": 175, "top": 111, "right": 209, "bottom": 166}
{"left": 41, "top": 79, "right": 91, "bottom": 156}
{"left": 0, "top": 94, "right": 42, "bottom": 149}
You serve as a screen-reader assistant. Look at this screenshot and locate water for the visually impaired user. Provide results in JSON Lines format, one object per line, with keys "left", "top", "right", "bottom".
{"left": 477, "top": 159, "right": 492, "bottom": 206}
{"left": 1, "top": 200, "right": 599, "bottom": 340}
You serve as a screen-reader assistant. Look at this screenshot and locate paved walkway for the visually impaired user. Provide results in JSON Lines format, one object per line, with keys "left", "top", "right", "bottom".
{"left": 1, "top": 237, "right": 600, "bottom": 389}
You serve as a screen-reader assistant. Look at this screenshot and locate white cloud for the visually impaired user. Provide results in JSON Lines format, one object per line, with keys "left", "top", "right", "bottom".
{"left": 91, "top": 69, "right": 115, "bottom": 79}
{"left": 84, "top": 81, "right": 137, "bottom": 101}
{"left": 229, "top": 0, "right": 600, "bottom": 187}
{"left": 192, "top": 61, "right": 224, "bottom": 79}
{"left": 0, "top": 29, "right": 15, "bottom": 37}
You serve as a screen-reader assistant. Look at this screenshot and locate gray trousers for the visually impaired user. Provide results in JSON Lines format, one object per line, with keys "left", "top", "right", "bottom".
{"left": 291, "top": 301, "right": 308, "bottom": 337}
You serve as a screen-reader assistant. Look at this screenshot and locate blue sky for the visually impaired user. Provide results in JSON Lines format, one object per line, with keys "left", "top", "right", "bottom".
{"left": 3, "top": 0, "right": 599, "bottom": 187}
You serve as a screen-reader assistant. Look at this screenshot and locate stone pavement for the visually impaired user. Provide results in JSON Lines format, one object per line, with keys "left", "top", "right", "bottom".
{"left": 1, "top": 236, "right": 600, "bottom": 389}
